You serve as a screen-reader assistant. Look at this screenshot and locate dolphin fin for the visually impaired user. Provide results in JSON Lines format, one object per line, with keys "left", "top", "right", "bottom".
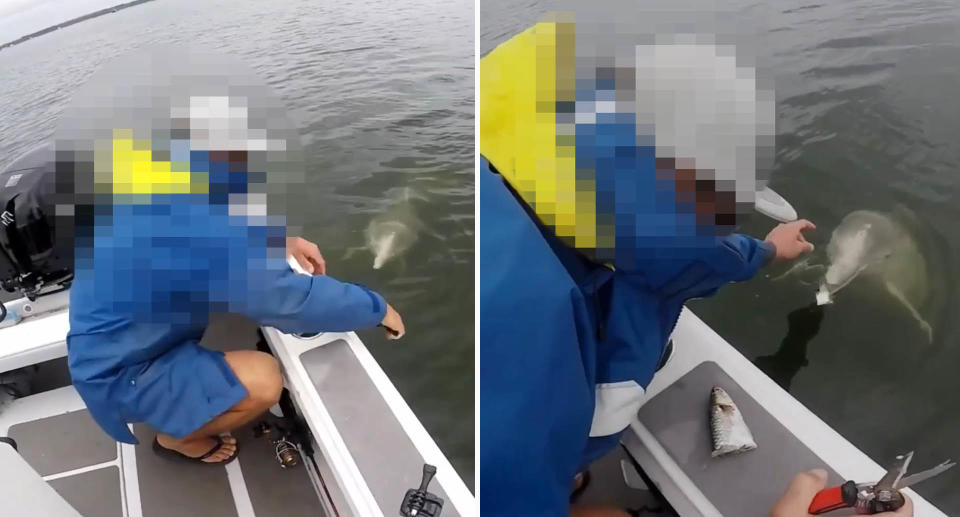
{"left": 771, "top": 256, "right": 825, "bottom": 283}
{"left": 414, "top": 218, "right": 447, "bottom": 242}
{"left": 884, "top": 280, "right": 933, "bottom": 343}
{"left": 425, "top": 227, "right": 448, "bottom": 242}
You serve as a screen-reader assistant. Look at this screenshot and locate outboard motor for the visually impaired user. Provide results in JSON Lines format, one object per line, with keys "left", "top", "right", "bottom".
{"left": 0, "top": 145, "right": 73, "bottom": 306}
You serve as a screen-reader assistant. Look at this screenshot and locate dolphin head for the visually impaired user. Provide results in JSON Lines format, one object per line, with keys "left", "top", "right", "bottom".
{"left": 367, "top": 219, "right": 414, "bottom": 270}
{"left": 372, "top": 231, "right": 397, "bottom": 269}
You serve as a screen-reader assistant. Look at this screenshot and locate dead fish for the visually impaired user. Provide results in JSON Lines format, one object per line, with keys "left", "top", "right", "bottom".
{"left": 710, "top": 386, "right": 757, "bottom": 458}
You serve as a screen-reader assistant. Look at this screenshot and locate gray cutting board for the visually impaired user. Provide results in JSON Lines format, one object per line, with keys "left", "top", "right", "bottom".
{"left": 637, "top": 361, "right": 858, "bottom": 517}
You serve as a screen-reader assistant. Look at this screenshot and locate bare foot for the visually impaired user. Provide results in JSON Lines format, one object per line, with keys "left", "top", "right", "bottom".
{"left": 156, "top": 433, "right": 237, "bottom": 463}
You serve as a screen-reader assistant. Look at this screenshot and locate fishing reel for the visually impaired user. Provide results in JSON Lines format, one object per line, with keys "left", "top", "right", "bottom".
{"left": 400, "top": 463, "right": 444, "bottom": 517}
{"left": 252, "top": 420, "right": 300, "bottom": 469}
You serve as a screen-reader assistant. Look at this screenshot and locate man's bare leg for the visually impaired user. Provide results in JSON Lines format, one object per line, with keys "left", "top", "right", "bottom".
{"left": 155, "top": 350, "right": 283, "bottom": 463}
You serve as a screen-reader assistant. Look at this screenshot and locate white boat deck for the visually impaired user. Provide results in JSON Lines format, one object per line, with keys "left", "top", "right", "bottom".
{"left": 0, "top": 332, "right": 325, "bottom": 517}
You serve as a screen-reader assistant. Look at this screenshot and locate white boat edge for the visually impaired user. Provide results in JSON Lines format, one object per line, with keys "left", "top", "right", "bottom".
{"left": 262, "top": 327, "right": 476, "bottom": 517}
{"left": 622, "top": 306, "right": 947, "bottom": 517}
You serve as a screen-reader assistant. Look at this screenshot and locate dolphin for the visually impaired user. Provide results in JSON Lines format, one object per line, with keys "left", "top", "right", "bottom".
{"left": 365, "top": 187, "right": 426, "bottom": 270}
{"left": 814, "top": 209, "right": 932, "bottom": 341}
{"left": 773, "top": 207, "right": 941, "bottom": 342}
{"left": 816, "top": 211, "right": 899, "bottom": 304}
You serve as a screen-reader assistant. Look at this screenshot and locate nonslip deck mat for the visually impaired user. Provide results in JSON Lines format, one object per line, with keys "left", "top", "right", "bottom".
{"left": 48, "top": 466, "right": 123, "bottom": 517}
{"left": 8, "top": 409, "right": 117, "bottom": 476}
{"left": 301, "top": 339, "right": 461, "bottom": 516}
{"left": 134, "top": 424, "right": 237, "bottom": 517}
{"left": 636, "top": 361, "right": 857, "bottom": 517}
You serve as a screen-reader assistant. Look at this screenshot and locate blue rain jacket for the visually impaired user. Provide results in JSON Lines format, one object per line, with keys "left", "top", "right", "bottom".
{"left": 67, "top": 196, "right": 386, "bottom": 444}
{"left": 479, "top": 158, "right": 774, "bottom": 517}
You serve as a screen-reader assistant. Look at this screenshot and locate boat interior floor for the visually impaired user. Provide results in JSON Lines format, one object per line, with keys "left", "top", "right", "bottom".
{"left": 0, "top": 317, "right": 325, "bottom": 517}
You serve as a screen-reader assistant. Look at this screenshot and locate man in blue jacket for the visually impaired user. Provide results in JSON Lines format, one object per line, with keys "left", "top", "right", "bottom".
{"left": 61, "top": 50, "right": 405, "bottom": 464}
{"left": 479, "top": 20, "right": 816, "bottom": 516}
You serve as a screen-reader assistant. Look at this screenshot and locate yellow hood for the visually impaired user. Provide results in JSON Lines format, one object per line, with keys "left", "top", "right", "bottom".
{"left": 479, "top": 19, "right": 599, "bottom": 250}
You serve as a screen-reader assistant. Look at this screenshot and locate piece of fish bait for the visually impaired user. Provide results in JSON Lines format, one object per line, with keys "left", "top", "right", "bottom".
{"left": 710, "top": 386, "right": 757, "bottom": 458}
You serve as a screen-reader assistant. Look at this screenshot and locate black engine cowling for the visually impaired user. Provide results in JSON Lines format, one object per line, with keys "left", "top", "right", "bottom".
{"left": 0, "top": 144, "right": 73, "bottom": 300}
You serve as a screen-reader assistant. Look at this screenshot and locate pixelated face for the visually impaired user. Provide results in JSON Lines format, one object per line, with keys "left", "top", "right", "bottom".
{"left": 52, "top": 46, "right": 305, "bottom": 323}
{"left": 54, "top": 45, "right": 304, "bottom": 225}
{"left": 479, "top": 15, "right": 775, "bottom": 265}
{"left": 632, "top": 40, "right": 775, "bottom": 236}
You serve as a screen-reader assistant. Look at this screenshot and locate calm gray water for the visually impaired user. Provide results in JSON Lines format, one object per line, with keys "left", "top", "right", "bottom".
{"left": 483, "top": 0, "right": 960, "bottom": 512}
{"left": 0, "top": 0, "right": 475, "bottom": 486}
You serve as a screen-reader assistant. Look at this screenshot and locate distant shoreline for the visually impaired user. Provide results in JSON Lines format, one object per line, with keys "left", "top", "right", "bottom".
{"left": 0, "top": 0, "right": 156, "bottom": 51}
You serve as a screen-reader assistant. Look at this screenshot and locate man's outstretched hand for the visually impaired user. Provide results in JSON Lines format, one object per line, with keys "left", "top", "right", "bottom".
{"left": 770, "top": 470, "right": 913, "bottom": 517}
{"left": 765, "top": 219, "right": 817, "bottom": 262}
{"left": 287, "top": 236, "right": 326, "bottom": 275}
{"left": 381, "top": 303, "right": 406, "bottom": 340}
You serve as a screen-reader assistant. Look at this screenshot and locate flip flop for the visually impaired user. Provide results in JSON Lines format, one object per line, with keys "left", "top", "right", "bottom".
{"left": 152, "top": 435, "right": 239, "bottom": 465}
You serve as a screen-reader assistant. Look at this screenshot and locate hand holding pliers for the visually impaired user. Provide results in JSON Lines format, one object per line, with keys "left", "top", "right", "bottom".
{"left": 809, "top": 452, "right": 954, "bottom": 514}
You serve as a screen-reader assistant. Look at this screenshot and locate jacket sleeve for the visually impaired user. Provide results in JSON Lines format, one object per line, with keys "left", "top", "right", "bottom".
{"left": 237, "top": 268, "right": 387, "bottom": 335}
{"left": 719, "top": 233, "right": 776, "bottom": 283}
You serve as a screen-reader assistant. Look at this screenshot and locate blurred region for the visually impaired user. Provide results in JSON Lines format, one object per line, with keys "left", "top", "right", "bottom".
{"left": 479, "top": 7, "right": 776, "bottom": 267}
{"left": 54, "top": 45, "right": 304, "bottom": 324}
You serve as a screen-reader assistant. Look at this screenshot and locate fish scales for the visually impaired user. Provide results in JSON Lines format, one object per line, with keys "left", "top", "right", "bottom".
{"left": 710, "top": 386, "right": 757, "bottom": 458}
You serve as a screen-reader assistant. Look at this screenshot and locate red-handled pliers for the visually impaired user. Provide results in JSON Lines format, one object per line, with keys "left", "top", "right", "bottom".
{"left": 809, "top": 452, "right": 954, "bottom": 514}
